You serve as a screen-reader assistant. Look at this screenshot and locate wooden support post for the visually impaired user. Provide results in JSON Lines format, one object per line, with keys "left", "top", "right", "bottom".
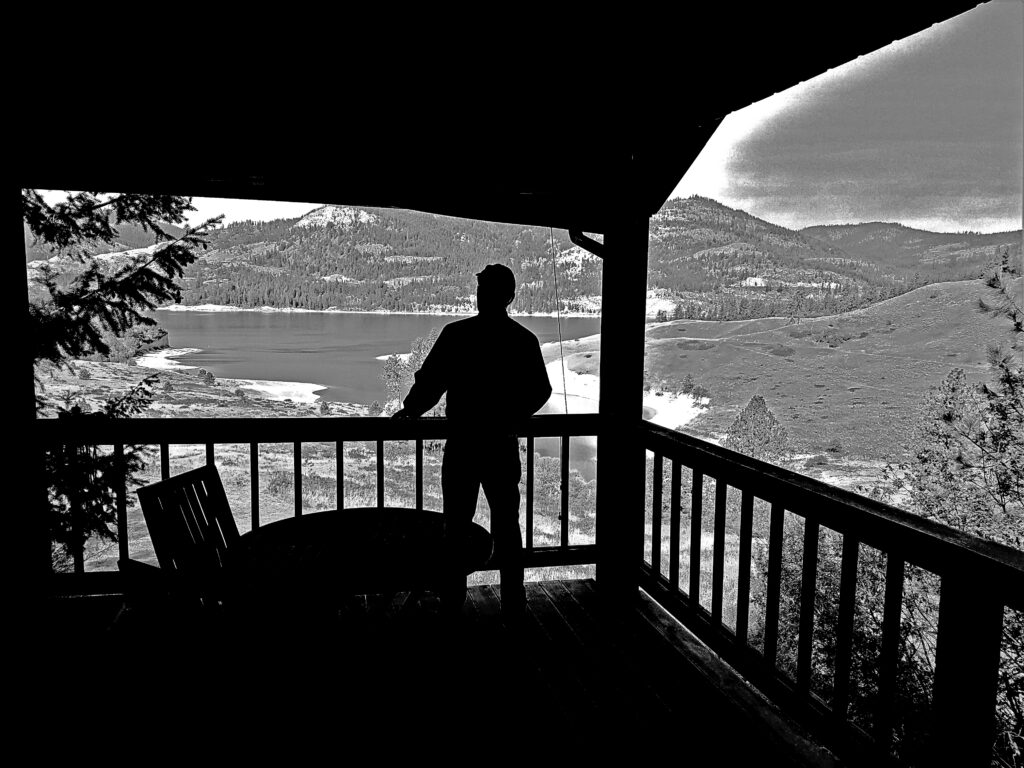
{"left": 927, "top": 572, "right": 1003, "bottom": 768}
{"left": 14, "top": 187, "right": 52, "bottom": 621}
{"left": 595, "top": 212, "right": 649, "bottom": 601}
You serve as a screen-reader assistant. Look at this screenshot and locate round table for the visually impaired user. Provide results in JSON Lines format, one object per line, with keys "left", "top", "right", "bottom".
{"left": 231, "top": 507, "right": 493, "bottom": 599}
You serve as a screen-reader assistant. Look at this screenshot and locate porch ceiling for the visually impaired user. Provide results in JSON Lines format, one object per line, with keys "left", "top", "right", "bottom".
{"left": 17, "top": 5, "right": 978, "bottom": 233}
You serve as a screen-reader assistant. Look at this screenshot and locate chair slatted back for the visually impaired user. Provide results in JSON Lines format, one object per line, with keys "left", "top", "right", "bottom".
{"left": 136, "top": 465, "right": 240, "bottom": 603}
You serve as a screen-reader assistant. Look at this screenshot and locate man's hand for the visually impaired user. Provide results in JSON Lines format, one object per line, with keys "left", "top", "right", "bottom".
{"left": 392, "top": 407, "right": 413, "bottom": 419}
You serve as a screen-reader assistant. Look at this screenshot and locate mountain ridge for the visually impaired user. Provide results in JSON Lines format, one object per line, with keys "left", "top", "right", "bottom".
{"left": 26, "top": 196, "right": 1021, "bottom": 321}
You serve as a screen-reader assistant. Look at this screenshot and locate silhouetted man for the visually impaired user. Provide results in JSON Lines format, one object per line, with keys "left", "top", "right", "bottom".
{"left": 393, "top": 264, "right": 552, "bottom": 619}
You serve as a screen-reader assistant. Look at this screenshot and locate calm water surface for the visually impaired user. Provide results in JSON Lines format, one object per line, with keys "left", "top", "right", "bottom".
{"left": 152, "top": 310, "right": 601, "bottom": 406}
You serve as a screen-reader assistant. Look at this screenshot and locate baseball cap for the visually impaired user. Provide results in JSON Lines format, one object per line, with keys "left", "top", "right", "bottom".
{"left": 476, "top": 263, "right": 516, "bottom": 296}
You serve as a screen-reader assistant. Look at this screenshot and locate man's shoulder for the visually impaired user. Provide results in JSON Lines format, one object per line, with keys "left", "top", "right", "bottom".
{"left": 506, "top": 316, "right": 542, "bottom": 345}
{"left": 448, "top": 313, "right": 541, "bottom": 346}
{"left": 440, "top": 316, "right": 476, "bottom": 337}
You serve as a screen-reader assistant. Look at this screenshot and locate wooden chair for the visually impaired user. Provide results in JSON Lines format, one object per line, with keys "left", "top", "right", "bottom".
{"left": 130, "top": 464, "right": 241, "bottom": 610}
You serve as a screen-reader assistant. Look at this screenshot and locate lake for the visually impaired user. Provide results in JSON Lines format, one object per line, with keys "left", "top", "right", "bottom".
{"left": 150, "top": 310, "right": 601, "bottom": 406}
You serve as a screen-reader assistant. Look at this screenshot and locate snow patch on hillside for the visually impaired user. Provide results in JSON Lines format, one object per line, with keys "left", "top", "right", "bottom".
{"left": 322, "top": 274, "right": 362, "bottom": 283}
{"left": 646, "top": 289, "right": 676, "bottom": 317}
{"left": 294, "top": 206, "right": 379, "bottom": 229}
{"left": 522, "top": 245, "right": 600, "bottom": 277}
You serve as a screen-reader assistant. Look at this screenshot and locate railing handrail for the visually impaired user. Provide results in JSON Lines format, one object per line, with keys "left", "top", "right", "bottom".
{"left": 640, "top": 420, "right": 1024, "bottom": 609}
{"left": 35, "top": 413, "right": 603, "bottom": 444}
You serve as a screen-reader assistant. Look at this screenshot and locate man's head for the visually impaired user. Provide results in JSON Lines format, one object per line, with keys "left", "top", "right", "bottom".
{"left": 476, "top": 263, "right": 516, "bottom": 314}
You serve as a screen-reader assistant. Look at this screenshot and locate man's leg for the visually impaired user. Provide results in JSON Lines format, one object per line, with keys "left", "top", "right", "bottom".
{"left": 440, "top": 441, "right": 480, "bottom": 618}
{"left": 482, "top": 438, "right": 524, "bottom": 618}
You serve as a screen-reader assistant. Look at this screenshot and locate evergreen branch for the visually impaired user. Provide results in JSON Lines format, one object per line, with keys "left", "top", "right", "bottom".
{"left": 46, "top": 217, "right": 222, "bottom": 325}
{"left": 23, "top": 189, "right": 202, "bottom": 258}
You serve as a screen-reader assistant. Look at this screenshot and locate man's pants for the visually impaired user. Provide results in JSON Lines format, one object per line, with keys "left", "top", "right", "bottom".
{"left": 440, "top": 436, "right": 525, "bottom": 614}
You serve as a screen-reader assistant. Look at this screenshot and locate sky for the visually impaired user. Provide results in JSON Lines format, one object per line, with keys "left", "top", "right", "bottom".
{"left": 669, "top": 1, "right": 1023, "bottom": 233}
{"left": 170, "top": 3, "right": 1021, "bottom": 234}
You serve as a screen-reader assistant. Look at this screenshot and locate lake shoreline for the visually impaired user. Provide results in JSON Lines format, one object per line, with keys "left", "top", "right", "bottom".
{"left": 155, "top": 303, "right": 601, "bottom": 319}
{"left": 136, "top": 347, "right": 330, "bottom": 404}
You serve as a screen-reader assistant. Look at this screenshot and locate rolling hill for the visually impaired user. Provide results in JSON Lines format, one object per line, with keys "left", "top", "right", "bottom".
{"left": 555, "top": 277, "right": 1022, "bottom": 470}
{"left": 801, "top": 221, "right": 1020, "bottom": 271}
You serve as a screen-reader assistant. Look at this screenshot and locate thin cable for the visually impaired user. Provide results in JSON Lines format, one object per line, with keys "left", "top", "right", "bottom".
{"left": 549, "top": 227, "right": 569, "bottom": 415}
{"left": 549, "top": 227, "right": 570, "bottom": 522}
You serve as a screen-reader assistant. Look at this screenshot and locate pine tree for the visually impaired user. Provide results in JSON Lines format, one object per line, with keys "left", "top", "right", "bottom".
{"left": 724, "top": 394, "right": 789, "bottom": 463}
{"left": 25, "top": 189, "right": 221, "bottom": 570}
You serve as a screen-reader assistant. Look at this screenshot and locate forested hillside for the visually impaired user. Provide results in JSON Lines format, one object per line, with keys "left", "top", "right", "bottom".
{"left": 27, "top": 195, "right": 1021, "bottom": 320}
{"left": 176, "top": 206, "right": 598, "bottom": 314}
{"left": 801, "top": 221, "right": 1019, "bottom": 270}
{"left": 648, "top": 197, "right": 1021, "bottom": 320}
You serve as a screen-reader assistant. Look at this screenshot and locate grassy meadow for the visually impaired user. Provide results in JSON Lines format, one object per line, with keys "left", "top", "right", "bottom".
{"left": 643, "top": 279, "right": 1016, "bottom": 464}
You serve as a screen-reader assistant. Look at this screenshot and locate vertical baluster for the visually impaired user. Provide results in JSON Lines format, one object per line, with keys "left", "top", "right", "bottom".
{"left": 206, "top": 443, "right": 215, "bottom": 467}
{"left": 415, "top": 438, "right": 423, "bottom": 512}
{"left": 526, "top": 436, "right": 534, "bottom": 550}
{"left": 376, "top": 439, "right": 384, "bottom": 509}
{"left": 293, "top": 442, "right": 302, "bottom": 516}
{"left": 115, "top": 443, "right": 128, "bottom": 564}
{"left": 689, "top": 470, "right": 703, "bottom": 608}
{"left": 712, "top": 478, "right": 727, "bottom": 625}
{"left": 160, "top": 443, "right": 169, "bottom": 480}
{"left": 797, "top": 517, "right": 820, "bottom": 694}
{"left": 876, "top": 554, "right": 905, "bottom": 749}
{"left": 764, "top": 502, "right": 784, "bottom": 667}
{"left": 736, "top": 490, "right": 754, "bottom": 643}
{"left": 669, "top": 460, "right": 681, "bottom": 593}
{"left": 560, "top": 435, "right": 569, "bottom": 548}
{"left": 833, "top": 534, "right": 859, "bottom": 720}
{"left": 336, "top": 441, "right": 344, "bottom": 511}
{"left": 250, "top": 442, "right": 260, "bottom": 530}
{"left": 651, "top": 453, "right": 663, "bottom": 575}
{"left": 929, "top": 572, "right": 1004, "bottom": 768}
{"left": 67, "top": 444, "right": 84, "bottom": 574}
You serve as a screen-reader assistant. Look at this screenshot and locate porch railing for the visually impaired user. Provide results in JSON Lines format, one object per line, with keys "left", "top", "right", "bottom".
{"left": 639, "top": 420, "right": 1024, "bottom": 767}
{"left": 38, "top": 413, "right": 602, "bottom": 589}
{"left": 37, "top": 413, "right": 1023, "bottom": 764}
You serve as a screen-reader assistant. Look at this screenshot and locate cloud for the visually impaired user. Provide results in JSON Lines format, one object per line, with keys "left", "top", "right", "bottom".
{"left": 672, "top": 2, "right": 1023, "bottom": 233}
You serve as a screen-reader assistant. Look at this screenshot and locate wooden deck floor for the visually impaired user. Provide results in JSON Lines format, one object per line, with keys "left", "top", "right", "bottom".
{"left": 33, "top": 579, "right": 837, "bottom": 764}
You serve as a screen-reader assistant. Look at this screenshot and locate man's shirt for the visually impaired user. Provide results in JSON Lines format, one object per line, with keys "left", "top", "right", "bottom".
{"left": 401, "top": 313, "right": 552, "bottom": 432}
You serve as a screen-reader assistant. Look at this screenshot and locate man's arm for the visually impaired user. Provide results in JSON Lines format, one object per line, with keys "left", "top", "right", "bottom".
{"left": 392, "top": 327, "right": 451, "bottom": 419}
